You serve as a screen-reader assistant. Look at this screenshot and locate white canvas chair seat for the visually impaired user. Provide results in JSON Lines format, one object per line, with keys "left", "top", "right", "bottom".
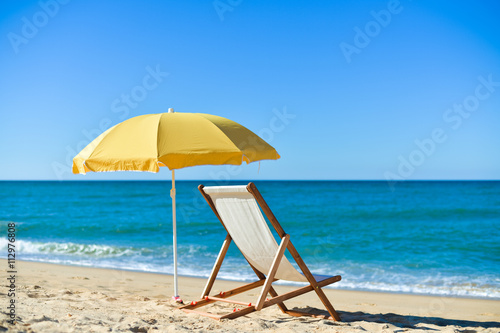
{"left": 203, "top": 186, "right": 307, "bottom": 282}
{"left": 180, "top": 183, "right": 342, "bottom": 321}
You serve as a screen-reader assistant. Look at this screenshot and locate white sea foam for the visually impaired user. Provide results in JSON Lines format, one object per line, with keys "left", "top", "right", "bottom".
{"left": 1, "top": 239, "right": 138, "bottom": 257}
{"left": 3, "top": 239, "right": 499, "bottom": 299}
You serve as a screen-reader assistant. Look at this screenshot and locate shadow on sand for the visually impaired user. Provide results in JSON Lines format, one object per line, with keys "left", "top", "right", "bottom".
{"left": 271, "top": 307, "right": 500, "bottom": 331}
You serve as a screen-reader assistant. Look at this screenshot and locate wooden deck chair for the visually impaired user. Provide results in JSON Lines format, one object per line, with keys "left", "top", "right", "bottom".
{"left": 179, "top": 182, "right": 342, "bottom": 321}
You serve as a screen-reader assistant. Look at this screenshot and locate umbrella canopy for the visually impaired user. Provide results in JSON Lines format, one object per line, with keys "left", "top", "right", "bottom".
{"left": 73, "top": 112, "right": 279, "bottom": 173}
{"left": 72, "top": 110, "right": 280, "bottom": 301}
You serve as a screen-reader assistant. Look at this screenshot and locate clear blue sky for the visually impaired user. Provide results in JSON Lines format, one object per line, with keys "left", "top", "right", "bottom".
{"left": 1, "top": 0, "right": 499, "bottom": 181}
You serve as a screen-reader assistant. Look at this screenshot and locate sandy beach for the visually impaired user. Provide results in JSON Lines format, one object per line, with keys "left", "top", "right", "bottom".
{"left": 1, "top": 260, "right": 498, "bottom": 332}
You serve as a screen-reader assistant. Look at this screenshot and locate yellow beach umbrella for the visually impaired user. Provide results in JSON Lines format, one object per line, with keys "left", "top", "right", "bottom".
{"left": 72, "top": 109, "right": 280, "bottom": 300}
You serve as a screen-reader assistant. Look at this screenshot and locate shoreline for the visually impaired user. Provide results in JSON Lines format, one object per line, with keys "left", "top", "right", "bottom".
{"left": 2, "top": 259, "right": 499, "bottom": 332}
{"left": 15, "top": 259, "right": 500, "bottom": 301}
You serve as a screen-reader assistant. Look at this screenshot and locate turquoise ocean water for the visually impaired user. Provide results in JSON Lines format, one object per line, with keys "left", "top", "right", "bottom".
{"left": 1, "top": 181, "right": 499, "bottom": 298}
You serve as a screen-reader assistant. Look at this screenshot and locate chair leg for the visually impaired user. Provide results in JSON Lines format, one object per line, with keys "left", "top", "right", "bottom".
{"left": 247, "top": 263, "right": 288, "bottom": 313}
{"left": 201, "top": 234, "right": 231, "bottom": 298}
{"left": 312, "top": 286, "right": 341, "bottom": 321}
{"left": 255, "top": 234, "right": 290, "bottom": 310}
{"left": 267, "top": 286, "right": 288, "bottom": 313}
{"left": 259, "top": 275, "right": 341, "bottom": 312}
{"left": 287, "top": 241, "right": 342, "bottom": 321}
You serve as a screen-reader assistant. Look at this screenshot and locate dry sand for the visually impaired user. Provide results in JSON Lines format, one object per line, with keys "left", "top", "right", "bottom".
{"left": 1, "top": 260, "right": 499, "bottom": 332}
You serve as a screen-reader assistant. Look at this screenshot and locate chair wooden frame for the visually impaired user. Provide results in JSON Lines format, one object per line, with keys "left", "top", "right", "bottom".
{"left": 179, "top": 182, "right": 342, "bottom": 321}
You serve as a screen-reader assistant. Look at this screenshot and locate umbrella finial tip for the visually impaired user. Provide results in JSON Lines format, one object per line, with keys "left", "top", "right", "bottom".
{"left": 168, "top": 108, "right": 174, "bottom": 113}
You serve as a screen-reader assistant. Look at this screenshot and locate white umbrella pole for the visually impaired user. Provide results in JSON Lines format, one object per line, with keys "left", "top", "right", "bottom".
{"left": 171, "top": 169, "right": 179, "bottom": 298}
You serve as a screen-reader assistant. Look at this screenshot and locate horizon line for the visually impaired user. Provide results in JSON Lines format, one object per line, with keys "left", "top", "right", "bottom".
{"left": 1, "top": 179, "right": 499, "bottom": 182}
